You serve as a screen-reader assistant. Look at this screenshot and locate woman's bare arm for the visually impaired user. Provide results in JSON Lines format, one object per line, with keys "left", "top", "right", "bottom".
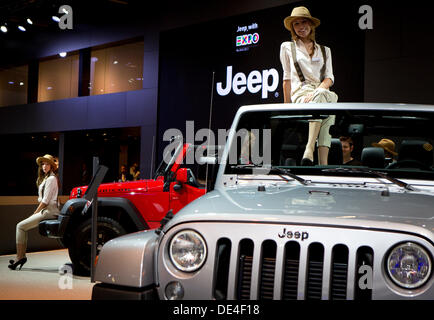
{"left": 283, "top": 80, "right": 292, "bottom": 103}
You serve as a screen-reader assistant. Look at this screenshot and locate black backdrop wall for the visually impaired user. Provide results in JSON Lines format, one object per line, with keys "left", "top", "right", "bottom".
{"left": 157, "top": 1, "right": 365, "bottom": 160}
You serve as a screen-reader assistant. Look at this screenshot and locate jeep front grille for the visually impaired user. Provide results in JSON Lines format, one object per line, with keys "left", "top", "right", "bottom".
{"left": 157, "top": 222, "right": 433, "bottom": 300}
{"left": 214, "top": 238, "right": 372, "bottom": 300}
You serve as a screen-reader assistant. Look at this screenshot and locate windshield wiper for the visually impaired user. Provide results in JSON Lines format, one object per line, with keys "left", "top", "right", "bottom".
{"left": 270, "top": 166, "right": 310, "bottom": 186}
{"left": 322, "top": 167, "right": 415, "bottom": 191}
{"left": 231, "top": 164, "right": 310, "bottom": 186}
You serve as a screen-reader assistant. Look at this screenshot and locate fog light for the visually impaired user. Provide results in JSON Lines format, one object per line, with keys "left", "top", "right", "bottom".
{"left": 165, "top": 281, "right": 184, "bottom": 300}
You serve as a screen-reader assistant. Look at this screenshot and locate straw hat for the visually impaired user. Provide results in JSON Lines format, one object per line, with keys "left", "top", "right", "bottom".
{"left": 372, "top": 139, "right": 398, "bottom": 156}
{"left": 284, "top": 6, "right": 321, "bottom": 31}
{"left": 36, "top": 154, "right": 58, "bottom": 170}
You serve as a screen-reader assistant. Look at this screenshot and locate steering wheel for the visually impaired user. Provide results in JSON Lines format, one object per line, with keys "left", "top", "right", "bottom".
{"left": 386, "top": 159, "right": 432, "bottom": 171}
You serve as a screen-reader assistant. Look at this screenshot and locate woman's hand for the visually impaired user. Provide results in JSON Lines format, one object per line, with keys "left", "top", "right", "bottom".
{"left": 34, "top": 202, "right": 48, "bottom": 215}
{"left": 304, "top": 78, "right": 333, "bottom": 103}
{"left": 318, "top": 78, "right": 333, "bottom": 90}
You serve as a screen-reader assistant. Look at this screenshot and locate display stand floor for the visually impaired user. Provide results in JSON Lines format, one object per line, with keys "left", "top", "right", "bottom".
{"left": 0, "top": 249, "right": 93, "bottom": 300}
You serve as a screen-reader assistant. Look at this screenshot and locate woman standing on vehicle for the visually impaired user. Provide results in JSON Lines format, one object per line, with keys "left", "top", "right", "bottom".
{"left": 8, "top": 154, "right": 60, "bottom": 270}
{"left": 280, "top": 6, "right": 338, "bottom": 165}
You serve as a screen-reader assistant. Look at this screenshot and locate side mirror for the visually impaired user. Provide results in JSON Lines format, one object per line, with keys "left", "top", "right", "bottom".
{"left": 175, "top": 168, "right": 188, "bottom": 184}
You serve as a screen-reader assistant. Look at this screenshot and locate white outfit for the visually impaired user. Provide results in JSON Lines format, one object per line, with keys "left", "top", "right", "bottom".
{"left": 280, "top": 39, "right": 338, "bottom": 148}
{"left": 292, "top": 84, "right": 337, "bottom": 147}
{"left": 38, "top": 174, "right": 59, "bottom": 207}
{"left": 16, "top": 173, "right": 60, "bottom": 245}
{"left": 280, "top": 39, "right": 335, "bottom": 96}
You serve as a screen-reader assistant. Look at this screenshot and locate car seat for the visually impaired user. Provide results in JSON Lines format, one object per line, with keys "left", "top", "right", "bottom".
{"left": 328, "top": 138, "right": 343, "bottom": 165}
{"left": 361, "top": 147, "right": 385, "bottom": 168}
{"left": 387, "top": 140, "right": 433, "bottom": 170}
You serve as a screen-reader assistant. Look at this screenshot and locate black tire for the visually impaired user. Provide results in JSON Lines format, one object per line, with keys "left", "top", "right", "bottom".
{"left": 68, "top": 216, "right": 126, "bottom": 276}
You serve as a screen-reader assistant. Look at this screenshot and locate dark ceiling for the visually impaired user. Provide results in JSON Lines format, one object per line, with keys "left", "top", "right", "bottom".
{"left": 0, "top": 0, "right": 148, "bottom": 34}
{"left": 0, "top": 0, "right": 160, "bottom": 68}
{"left": 0, "top": 0, "right": 291, "bottom": 68}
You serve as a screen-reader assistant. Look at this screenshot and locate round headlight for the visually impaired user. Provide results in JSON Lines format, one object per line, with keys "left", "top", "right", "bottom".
{"left": 387, "top": 242, "right": 432, "bottom": 289}
{"left": 169, "top": 230, "right": 207, "bottom": 272}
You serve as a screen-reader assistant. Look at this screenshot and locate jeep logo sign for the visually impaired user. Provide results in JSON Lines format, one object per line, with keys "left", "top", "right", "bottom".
{"left": 278, "top": 227, "right": 309, "bottom": 241}
{"left": 216, "top": 66, "right": 279, "bottom": 99}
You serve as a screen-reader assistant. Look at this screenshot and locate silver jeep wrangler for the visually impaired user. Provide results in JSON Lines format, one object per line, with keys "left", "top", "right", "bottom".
{"left": 92, "top": 103, "right": 434, "bottom": 300}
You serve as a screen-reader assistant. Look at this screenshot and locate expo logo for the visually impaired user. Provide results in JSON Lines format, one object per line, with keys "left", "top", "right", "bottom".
{"left": 236, "top": 33, "right": 259, "bottom": 47}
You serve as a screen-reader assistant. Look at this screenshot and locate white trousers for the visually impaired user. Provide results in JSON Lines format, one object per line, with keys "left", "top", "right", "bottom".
{"left": 16, "top": 204, "right": 59, "bottom": 245}
{"left": 292, "top": 84, "right": 338, "bottom": 147}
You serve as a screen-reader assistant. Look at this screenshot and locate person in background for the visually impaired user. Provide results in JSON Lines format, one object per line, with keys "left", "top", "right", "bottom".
{"left": 280, "top": 6, "right": 338, "bottom": 166}
{"left": 81, "top": 163, "right": 90, "bottom": 185}
{"left": 339, "top": 136, "right": 362, "bottom": 165}
{"left": 9, "top": 154, "right": 60, "bottom": 270}
{"left": 129, "top": 163, "right": 140, "bottom": 181}
{"left": 118, "top": 164, "right": 132, "bottom": 182}
{"left": 372, "top": 138, "right": 398, "bottom": 165}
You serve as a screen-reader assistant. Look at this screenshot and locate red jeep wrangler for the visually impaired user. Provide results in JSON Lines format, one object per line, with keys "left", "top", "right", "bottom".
{"left": 39, "top": 140, "right": 210, "bottom": 275}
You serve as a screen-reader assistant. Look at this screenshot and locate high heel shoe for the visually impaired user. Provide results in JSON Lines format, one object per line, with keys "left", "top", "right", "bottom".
{"left": 8, "top": 257, "right": 27, "bottom": 270}
{"left": 301, "top": 158, "right": 314, "bottom": 166}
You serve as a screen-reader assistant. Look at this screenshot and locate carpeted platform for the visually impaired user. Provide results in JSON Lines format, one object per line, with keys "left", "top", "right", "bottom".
{"left": 0, "top": 249, "right": 93, "bottom": 300}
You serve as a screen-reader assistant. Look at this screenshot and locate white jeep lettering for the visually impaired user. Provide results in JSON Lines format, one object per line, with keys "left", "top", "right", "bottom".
{"left": 233, "top": 72, "right": 247, "bottom": 95}
{"left": 216, "top": 66, "right": 279, "bottom": 99}
{"left": 247, "top": 70, "right": 262, "bottom": 94}
{"left": 261, "top": 68, "right": 279, "bottom": 99}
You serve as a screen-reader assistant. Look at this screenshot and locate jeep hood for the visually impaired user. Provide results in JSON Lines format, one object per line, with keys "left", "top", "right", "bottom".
{"left": 167, "top": 184, "right": 434, "bottom": 235}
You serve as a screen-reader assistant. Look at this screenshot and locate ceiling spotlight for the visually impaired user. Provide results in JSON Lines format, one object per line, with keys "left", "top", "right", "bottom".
{"left": 52, "top": 16, "right": 60, "bottom": 22}
{"left": 18, "top": 25, "right": 26, "bottom": 31}
{"left": 26, "top": 18, "right": 33, "bottom": 25}
{"left": 0, "top": 25, "right": 7, "bottom": 33}
{"left": 59, "top": 52, "right": 67, "bottom": 58}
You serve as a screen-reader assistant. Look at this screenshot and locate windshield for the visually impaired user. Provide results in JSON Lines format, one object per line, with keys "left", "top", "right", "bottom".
{"left": 153, "top": 137, "right": 184, "bottom": 179}
{"left": 224, "top": 106, "right": 434, "bottom": 180}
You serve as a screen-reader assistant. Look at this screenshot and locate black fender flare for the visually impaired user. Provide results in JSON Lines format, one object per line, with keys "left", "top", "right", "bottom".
{"left": 61, "top": 197, "right": 149, "bottom": 235}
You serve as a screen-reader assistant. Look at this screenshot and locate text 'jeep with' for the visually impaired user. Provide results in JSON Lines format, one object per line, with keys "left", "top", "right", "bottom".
{"left": 92, "top": 103, "right": 433, "bottom": 299}
{"left": 38, "top": 139, "right": 210, "bottom": 275}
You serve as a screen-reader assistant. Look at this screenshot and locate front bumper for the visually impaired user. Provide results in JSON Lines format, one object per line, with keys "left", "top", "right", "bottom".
{"left": 38, "top": 214, "right": 70, "bottom": 238}
{"left": 92, "top": 283, "right": 158, "bottom": 300}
